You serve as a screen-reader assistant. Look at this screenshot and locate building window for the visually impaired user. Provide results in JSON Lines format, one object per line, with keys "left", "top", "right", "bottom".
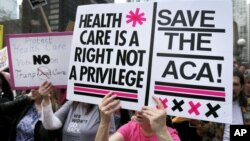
{"left": 48, "top": 14, "right": 59, "bottom": 20}
{"left": 50, "top": 4, "right": 59, "bottom": 9}
{"left": 50, "top": 20, "right": 59, "bottom": 25}
{"left": 50, "top": 0, "right": 59, "bottom": 3}
{"left": 50, "top": 9, "right": 59, "bottom": 14}
{"left": 51, "top": 25, "right": 59, "bottom": 30}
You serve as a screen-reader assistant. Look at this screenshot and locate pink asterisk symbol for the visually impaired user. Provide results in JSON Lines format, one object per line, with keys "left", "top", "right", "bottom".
{"left": 126, "top": 8, "right": 146, "bottom": 27}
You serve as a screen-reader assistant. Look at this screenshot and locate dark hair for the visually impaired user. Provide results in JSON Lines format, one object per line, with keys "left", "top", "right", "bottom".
{"left": 233, "top": 68, "right": 244, "bottom": 85}
{"left": 233, "top": 68, "right": 247, "bottom": 106}
{"left": 0, "top": 72, "right": 14, "bottom": 101}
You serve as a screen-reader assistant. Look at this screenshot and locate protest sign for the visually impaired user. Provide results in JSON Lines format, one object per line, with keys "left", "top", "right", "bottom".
{"left": 67, "top": 0, "right": 232, "bottom": 123}
{"left": 28, "top": 0, "right": 51, "bottom": 32}
{"left": 0, "top": 47, "right": 8, "bottom": 71}
{"left": 6, "top": 32, "right": 73, "bottom": 89}
{"left": 28, "top": 0, "right": 47, "bottom": 9}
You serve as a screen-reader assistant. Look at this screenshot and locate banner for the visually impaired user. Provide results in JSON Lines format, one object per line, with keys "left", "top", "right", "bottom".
{"left": 67, "top": 0, "right": 232, "bottom": 123}
{"left": 6, "top": 32, "right": 73, "bottom": 89}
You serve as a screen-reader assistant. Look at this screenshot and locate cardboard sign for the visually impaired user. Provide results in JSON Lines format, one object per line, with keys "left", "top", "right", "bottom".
{"left": 6, "top": 32, "right": 73, "bottom": 89}
{"left": 67, "top": 0, "right": 232, "bottom": 123}
{"left": 0, "top": 47, "right": 8, "bottom": 71}
{"left": 28, "top": 0, "right": 47, "bottom": 9}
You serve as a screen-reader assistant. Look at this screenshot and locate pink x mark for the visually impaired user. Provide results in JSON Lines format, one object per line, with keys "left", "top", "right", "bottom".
{"left": 158, "top": 98, "right": 168, "bottom": 109}
{"left": 188, "top": 101, "right": 201, "bottom": 115}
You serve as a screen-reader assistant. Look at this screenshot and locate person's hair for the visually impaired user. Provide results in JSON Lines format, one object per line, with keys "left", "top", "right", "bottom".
{"left": 0, "top": 72, "right": 14, "bottom": 101}
{"left": 72, "top": 101, "right": 95, "bottom": 115}
{"left": 244, "top": 69, "right": 250, "bottom": 80}
{"left": 49, "top": 88, "right": 60, "bottom": 112}
{"left": 234, "top": 68, "right": 244, "bottom": 85}
{"left": 233, "top": 68, "right": 247, "bottom": 107}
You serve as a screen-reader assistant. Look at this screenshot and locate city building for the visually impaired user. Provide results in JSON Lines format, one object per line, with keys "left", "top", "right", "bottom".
{"left": 234, "top": 0, "right": 248, "bottom": 62}
{"left": 21, "top": 0, "right": 114, "bottom": 33}
{"left": 246, "top": 0, "right": 250, "bottom": 63}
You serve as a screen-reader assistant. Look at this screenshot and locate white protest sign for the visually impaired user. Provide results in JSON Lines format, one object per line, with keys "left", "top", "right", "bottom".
{"left": 67, "top": 0, "right": 232, "bottom": 123}
{"left": 6, "top": 32, "right": 73, "bottom": 89}
{"left": 67, "top": 2, "right": 153, "bottom": 111}
{"left": 0, "top": 47, "right": 9, "bottom": 71}
{"left": 28, "top": 0, "right": 47, "bottom": 9}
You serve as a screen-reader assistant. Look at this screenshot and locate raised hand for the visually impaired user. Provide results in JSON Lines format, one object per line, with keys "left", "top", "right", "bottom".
{"left": 141, "top": 96, "right": 167, "bottom": 133}
{"left": 38, "top": 81, "right": 53, "bottom": 97}
{"left": 99, "top": 91, "right": 120, "bottom": 123}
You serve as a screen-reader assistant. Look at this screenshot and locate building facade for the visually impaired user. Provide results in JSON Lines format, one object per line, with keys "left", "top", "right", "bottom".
{"left": 22, "top": 0, "right": 114, "bottom": 33}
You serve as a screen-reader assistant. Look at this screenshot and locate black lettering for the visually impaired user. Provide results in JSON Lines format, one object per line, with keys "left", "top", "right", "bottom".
{"left": 196, "top": 63, "right": 214, "bottom": 82}
{"left": 129, "top": 31, "right": 139, "bottom": 46}
{"left": 171, "top": 10, "right": 187, "bottom": 26}
{"left": 200, "top": 10, "right": 215, "bottom": 27}
{"left": 157, "top": 9, "right": 172, "bottom": 25}
{"left": 69, "top": 66, "right": 77, "bottom": 80}
{"left": 187, "top": 10, "right": 199, "bottom": 26}
{"left": 197, "top": 33, "right": 212, "bottom": 51}
{"left": 180, "top": 33, "right": 195, "bottom": 50}
{"left": 162, "top": 61, "right": 178, "bottom": 79}
{"left": 180, "top": 61, "right": 196, "bottom": 80}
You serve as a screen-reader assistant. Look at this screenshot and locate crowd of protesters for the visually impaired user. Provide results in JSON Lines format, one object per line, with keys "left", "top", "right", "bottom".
{"left": 0, "top": 56, "right": 249, "bottom": 141}
{"left": 1, "top": 0, "right": 246, "bottom": 140}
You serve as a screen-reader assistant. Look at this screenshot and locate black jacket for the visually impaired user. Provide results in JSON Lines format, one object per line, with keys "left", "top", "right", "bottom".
{"left": 0, "top": 96, "right": 59, "bottom": 141}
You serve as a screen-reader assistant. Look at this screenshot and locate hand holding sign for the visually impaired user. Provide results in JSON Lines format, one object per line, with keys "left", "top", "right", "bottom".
{"left": 38, "top": 81, "right": 53, "bottom": 97}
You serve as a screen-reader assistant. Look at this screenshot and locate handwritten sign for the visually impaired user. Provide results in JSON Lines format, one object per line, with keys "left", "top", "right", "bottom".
{"left": 6, "top": 32, "right": 73, "bottom": 89}
{"left": 67, "top": 0, "right": 232, "bottom": 123}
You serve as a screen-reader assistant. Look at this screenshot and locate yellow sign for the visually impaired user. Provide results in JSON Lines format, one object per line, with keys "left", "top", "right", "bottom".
{"left": 0, "top": 25, "right": 3, "bottom": 49}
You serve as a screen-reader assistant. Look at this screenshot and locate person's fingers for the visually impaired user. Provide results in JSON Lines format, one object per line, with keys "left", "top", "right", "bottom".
{"left": 44, "top": 82, "right": 52, "bottom": 90}
{"left": 44, "top": 85, "right": 53, "bottom": 93}
{"left": 152, "top": 96, "right": 164, "bottom": 109}
{"left": 109, "top": 100, "right": 121, "bottom": 113}
{"left": 102, "top": 99, "right": 120, "bottom": 112}
{"left": 141, "top": 111, "right": 151, "bottom": 120}
{"left": 39, "top": 82, "right": 54, "bottom": 96}
{"left": 102, "top": 91, "right": 113, "bottom": 103}
{"left": 102, "top": 100, "right": 120, "bottom": 115}
{"left": 40, "top": 81, "right": 48, "bottom": 87}
{"left": 142, "top": 106, "right": 156, "bottom": 113}
{"left": 102, "top": 92, "right": 116, "bottom": 106}
{"left": 141, "top": 107, "right": 155, "bottom": 117}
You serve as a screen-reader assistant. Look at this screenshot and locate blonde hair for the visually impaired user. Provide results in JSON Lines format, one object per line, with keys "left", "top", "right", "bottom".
{"left": 49, "top": 88, "right": 60, "bottom": 112}
{"left": 72, "top": 101, "right": 94, "bottom": 115}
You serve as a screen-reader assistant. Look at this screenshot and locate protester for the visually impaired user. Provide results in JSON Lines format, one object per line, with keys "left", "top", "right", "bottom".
{"left": 239, "top": 64, "right": 247, "bottom": 75}
{"left": 0, "top": 81, "right": 60, "bottom": 141}
{"left": 171, "top": 116, "right": 202, "bottom": 141}
{"left": 196, "top": 68, "right": 248, "bottom": 141}
{"left": 0, "top": 71, "right": 15, "bottom": 140}
{"left": 41, "top": 82, "right": 116, "bottom": 141}
{"left": 95, "top": 92, "right": 180, "bottom": 141}
{"left": 242, "top": 69, "right": 250, "bottom": 124}
{"left": 222, "top": 68, "right": 248, "bottom": 140}
{"left": 233, "top": 57, "right": 239, "bottom": 69}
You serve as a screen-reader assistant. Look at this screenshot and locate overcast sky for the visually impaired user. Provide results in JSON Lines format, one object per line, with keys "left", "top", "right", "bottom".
{"left": 17, "top": 0, "right": 22, "bottom": 5}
